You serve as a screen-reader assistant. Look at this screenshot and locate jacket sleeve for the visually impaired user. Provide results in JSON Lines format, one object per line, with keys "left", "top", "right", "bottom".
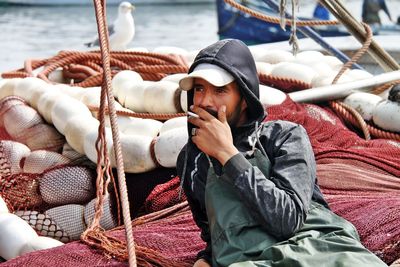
{"left": 176, "top": 146, "right": 212, "bottom": 264}
{"left": 222, "top": 122, "right": 316, "bottom": 239}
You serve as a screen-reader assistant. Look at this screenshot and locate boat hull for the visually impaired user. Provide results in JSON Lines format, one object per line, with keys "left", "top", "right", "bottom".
{"left": 217, "top": 0, "right": 399, "bottom": 44}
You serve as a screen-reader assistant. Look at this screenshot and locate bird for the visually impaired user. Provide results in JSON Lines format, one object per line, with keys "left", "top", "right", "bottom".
{"left": 85, "top": 2, "right": 135, "bottom": 51}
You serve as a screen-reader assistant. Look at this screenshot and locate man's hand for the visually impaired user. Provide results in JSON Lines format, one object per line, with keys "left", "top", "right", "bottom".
{"left": 188, "top": 105, "right": 239, "bottom": 165}
{"left": 193, "top": 258, "right": 211, "bottom": 267}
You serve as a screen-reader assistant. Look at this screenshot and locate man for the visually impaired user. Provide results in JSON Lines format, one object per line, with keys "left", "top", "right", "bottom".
{"left": 177, "top": 39, "right": 387, "bottom": 267}
{"left": 362, "top": 0, "right": 392, "bottom": 25}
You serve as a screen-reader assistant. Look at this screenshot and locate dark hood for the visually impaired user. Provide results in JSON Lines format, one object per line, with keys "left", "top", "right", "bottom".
{"left": 186, "top": 39, "right": 266, "bottom": 128}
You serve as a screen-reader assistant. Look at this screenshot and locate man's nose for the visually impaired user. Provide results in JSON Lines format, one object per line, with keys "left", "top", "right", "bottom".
{"left": 198, "top": 92, "right": 213, "bottom": 108}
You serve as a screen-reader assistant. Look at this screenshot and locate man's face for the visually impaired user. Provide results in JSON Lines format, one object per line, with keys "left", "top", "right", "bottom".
{"left": 192, "top": 78, "right": 247, "bottom": 127}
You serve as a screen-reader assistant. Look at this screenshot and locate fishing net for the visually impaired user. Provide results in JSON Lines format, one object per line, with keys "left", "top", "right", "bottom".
{"left": 1, "top": 93, "right": 399, "bottom": 266}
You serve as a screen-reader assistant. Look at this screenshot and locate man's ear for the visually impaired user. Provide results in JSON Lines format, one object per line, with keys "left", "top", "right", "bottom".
{"left": 241, "top": 98, "right": 247, "bottom": 110}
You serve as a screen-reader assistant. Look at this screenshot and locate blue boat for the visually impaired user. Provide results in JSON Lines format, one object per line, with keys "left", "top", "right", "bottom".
{"left": 216, "top": 0, "right": 400, "bottom": 44}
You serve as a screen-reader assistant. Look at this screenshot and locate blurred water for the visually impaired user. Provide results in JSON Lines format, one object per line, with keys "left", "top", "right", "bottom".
{"left": 0, "top": 0, "right": 399, "bottom": 74}
{"left": 0, "top": 3, "right": 219, "bottom": 73}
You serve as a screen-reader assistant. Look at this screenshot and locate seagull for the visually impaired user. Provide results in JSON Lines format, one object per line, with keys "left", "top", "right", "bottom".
{"left": 85, "top": 2, "right": 135, "bottom": 51}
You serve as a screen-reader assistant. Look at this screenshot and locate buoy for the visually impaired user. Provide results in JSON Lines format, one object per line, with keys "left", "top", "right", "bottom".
{"left": 259, "top": 85, "right": 287, "bottom": 107}
{"left": 253, "top": 49, "right": 294, "bottom": 64}
{"left": 256, "top": 62, "right": 273, "bottom": 76}
{"left": 154, "top": 127, "right": 188, "bottom": 168}
{"left": 64, "top": 116, "right": 100, "bottom": 154}
{"left": 84, "top": 194, "right": 117, "bottom": 230}
{"left": 271, "top": 62, "right": 317, "bottom": 85}
{"left": 0, "top": 213, "right": 38, "bottom": 260}
{"left": 51, "top": 95, "right": 93, "bottom": 134}
{"left": 122, "top": 118, "right": 163, "bottom": 137}
{"left": 37, "top": 91, "right": 61, "bottom": 123}
{"left": 110, "top": 133, "right": 156, "bottom": 173}
{"left": 19, "top": 236, "right": 64, "bottom": 256}
{"left": 344, "top": 92, "right": 383, "bottom": 121}
{"left": 23, "top": 150, "right": 70, "bottom": 174}
{"left": 0, "top": 78, "right": 21, "bottom": 100}
{"left": 123, "top": 80, "right": 152, "bottom": 112}
{"left": 40, "top": 166, "right": 96, "bottom": 205}
{"left": 161, "top": 73, "right": 187, "bottom": 84}
{"left": 0, "top": 195, "right": 8, "bottom": 213}
{"left": 143, "top": 81, "right": 182, "bottom": 113}
{"left": 0, "top": 140, "right": 30, "bottom": 174}
{"left": 373, "top": 100, "right": 400, "bottom": 132}
{"left": 159, "top": 116, "right": 187, "bottom": 135}
{"left": 112, "top": 70, "right": 143, "bottom": 98}
{"left": 45, "top": 204, "right": 86, "bottom": 241}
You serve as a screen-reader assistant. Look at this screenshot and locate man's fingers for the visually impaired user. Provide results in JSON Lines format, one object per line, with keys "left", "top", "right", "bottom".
{"left": 191, "top": 106, "right": 215, "bottom": 121}
{"left": 218, "top": 105, "right": 227, "bottom": 123}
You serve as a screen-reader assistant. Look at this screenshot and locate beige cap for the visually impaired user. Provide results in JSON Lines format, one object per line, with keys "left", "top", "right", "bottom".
{"left": 179, "top": 63, "right": 235, "bottom": 90}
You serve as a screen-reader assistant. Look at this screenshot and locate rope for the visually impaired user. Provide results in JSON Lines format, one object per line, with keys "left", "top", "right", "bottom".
{"left": 371, "top": 80, "right": 400, "bottom": 95}
{"left": 329, "top": 101, "right": 371, "bottom": 140}
{"left": 223, "top": 0, "right": 339, "bottom": 27}
{"left": 80, "top": 0, "right": 136, "bottom": 266}
{"left": 332, "top": 23, "right": 373, "bottom": 84}
{"left": 319, "top": 0, "right": 400, "bottom": 72}
{"left": 1, "top": 50, "right": 188, "bottom": 87}
{"left": 87, "top": 105, "right": 187, "bottom": 120}
{"left": 329, "top": 101, "right": 400, "bottom": 141}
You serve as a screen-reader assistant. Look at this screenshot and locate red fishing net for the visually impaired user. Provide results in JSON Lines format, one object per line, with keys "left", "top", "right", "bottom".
{"left": 1, "top": 96, "right": 399, "bottom": 266}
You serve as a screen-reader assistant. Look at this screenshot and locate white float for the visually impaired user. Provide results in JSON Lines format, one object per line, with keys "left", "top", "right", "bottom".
{"left": 123, "top": 80, "right": 152, "bottom": 112}
{"left": 0, "top": 195, "right": 8, "bottom": 213}
{"left": 112, "top": 70, "right": 143, "bottom": 98}
{"left": 110, "top": 134, "right": 156, "bottom": 173}
{"left": 0, "top": 140, "right": 31, "bottom": 174}
{"left": 45, "top": 204, "right": 86, "bottom": 241}
{"left": 372, "top": 100, "right": 400, "bottom": 132}
{"left": 0, "top": 213, "right": 38, "bottom": 260}
{"left": 22, "top": 150, "right": 70, "bottom": 174}
{"left": 259, "top": 85, "right": 287, "bottom": 107}
{"left": 0, "top": 78, "right": 21, "bottom": 100}
{"left": 154, "top": 127, "right": 188, "bottom": 168}
{"left": 13, "top": 77, "right": 48, "bottom": 102}
{"left": 19, "top": 236, "right": 64, "bottom": 256}
{"left": 271, "top": 62, "right": 317, "bottom": 85}
{"left": 51, "top": 95, "right": 93, "bottom": 134}
{"left": 3, "top": 104, "right": 43, "bottom": 139}
{"left": 344, "top": 92, "right": 383, "bottom": 121}
{"left": 311, "top": 72, "right": 353, "bottom": 88}
{"left": 37, "top": 91, "right": 61, "bottom": 123}
{"left": 161, "top": 73, "right": 187, "bottom": 84}
{"left": 159, "top": 116, "right": 187, "bottom": 135}
{"left": 122, "top": 118, "right": 163, "bottom": 137}
{"left": 83, "top": 126, "right": 114, "bottom": 164}
{"left": 253, "top": 49, "right": 294, "bottom": 64}
{"left": 143, "top": 80, "right": 181, "bottom": 113}
{"left": 255, "top": 62, "right": 273, "bottom": 76}
{"left": 84, "top": 194, "right": 117, "bottom": 230}
{"left": 180, "top": 90, "right": 188, "bottom": 112}
{"left": 322, "top": 55, "right": 344, "bottom": 71}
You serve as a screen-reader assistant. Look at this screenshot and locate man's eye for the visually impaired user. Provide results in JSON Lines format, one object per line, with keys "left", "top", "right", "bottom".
{"left": 194, "top": 86, "right": 203, "bottom": 92}
{"left": 215, "top": 88, "right": 226, "bottom": 93}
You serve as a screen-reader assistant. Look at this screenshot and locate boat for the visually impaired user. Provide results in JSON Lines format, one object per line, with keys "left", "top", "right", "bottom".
{"left": 0, "top": 1, "right": 400, "bottom": 266}
{"left": 0, "top": 0, "right": 213, "bottom": 5}
{"left": 217, "top": 0, "right": 400, "bottom": 44}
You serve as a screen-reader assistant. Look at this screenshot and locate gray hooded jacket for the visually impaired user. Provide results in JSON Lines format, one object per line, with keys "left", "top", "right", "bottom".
{"left": 176, "top": 39, "right": 327, "bottom": 263}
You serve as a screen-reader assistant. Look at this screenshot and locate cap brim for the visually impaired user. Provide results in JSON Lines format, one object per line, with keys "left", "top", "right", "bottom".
{"left": 179, "top": 68, "right": 234, "bottom": 91}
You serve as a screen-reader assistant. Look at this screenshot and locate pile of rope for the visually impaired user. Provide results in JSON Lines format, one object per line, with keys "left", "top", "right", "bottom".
{"left": 1, "top": 50, "right": 188, "bottom": 88}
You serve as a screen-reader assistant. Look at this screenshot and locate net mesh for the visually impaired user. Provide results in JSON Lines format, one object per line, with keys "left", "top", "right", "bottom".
{"left": 0, "top": 96, "right": 399, "bottom": 266}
